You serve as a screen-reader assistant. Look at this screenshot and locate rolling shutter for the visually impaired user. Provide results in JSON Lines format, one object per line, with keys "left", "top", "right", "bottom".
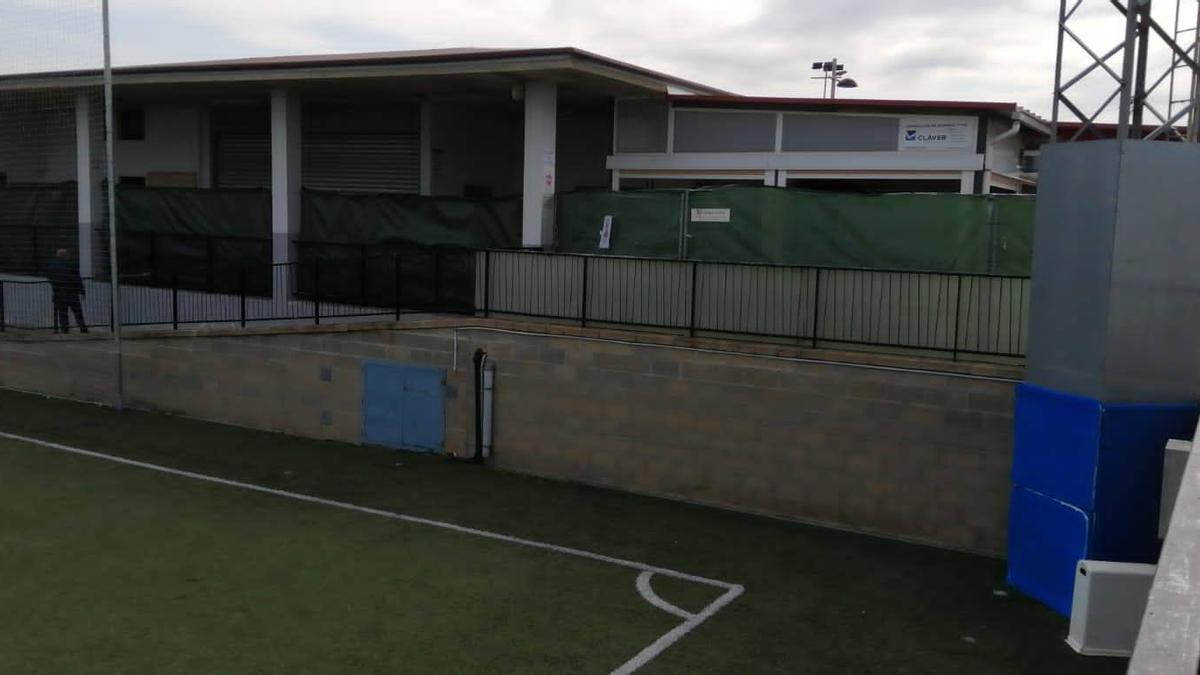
{"left": 302, "top": 133, "right": 420, "bottom": 194}
{"left": 214, "top": 132, "right": 270, "bottom": 189}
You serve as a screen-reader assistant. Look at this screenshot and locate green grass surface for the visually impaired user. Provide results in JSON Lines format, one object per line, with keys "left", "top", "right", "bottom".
{"left": 0, "top": 389, "right": 1123, "bottom": 674}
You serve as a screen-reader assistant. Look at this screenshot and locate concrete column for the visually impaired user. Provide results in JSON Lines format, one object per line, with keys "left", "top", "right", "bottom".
{"left": 74, "top": 94, "right": 97, "bottom": 278}
{"left": 522, "top": 81, "right": 557, "bottom": 248}
{"left": 419, "top": 100, "right": 433, "bottom": 196}
{"left": 959, "top": 171, "right": 975, "bottom": 195}
{"left": 197, "top": 107, "right": 213, "bottom": 189}
{"left": 270, "top": 89, "right": 301, "bottom": 298}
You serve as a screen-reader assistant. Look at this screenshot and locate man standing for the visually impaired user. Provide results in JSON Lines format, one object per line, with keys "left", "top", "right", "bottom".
{"left": 46, "top": 249, "right": 88, "bottom": 334}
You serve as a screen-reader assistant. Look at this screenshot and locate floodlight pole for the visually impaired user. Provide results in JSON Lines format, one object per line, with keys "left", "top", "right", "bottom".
{"left": 102, "top": 0, "right": 124, "bottom": 410}
{"left": 830, "top": 59, "right": 841, "bottom": 100}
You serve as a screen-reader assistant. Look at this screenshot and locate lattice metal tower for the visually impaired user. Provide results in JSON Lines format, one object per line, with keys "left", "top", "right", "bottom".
{"left": 1053, "top": 0, "right": 1200, "bottom": 141}
{"left": 1168, "top": 0, "right": 1200, "bottom": 137}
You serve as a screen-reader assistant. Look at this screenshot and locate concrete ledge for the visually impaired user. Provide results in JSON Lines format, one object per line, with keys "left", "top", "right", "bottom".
{"left": 0, "top": 315, "right": 1024, "bottom": 381}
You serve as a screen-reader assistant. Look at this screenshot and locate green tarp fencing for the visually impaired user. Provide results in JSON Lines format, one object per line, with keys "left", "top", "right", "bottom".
{"left": 116, "top": 186, "right": 270, "bottom": 237}
{"left": 557, "top": 187, "right": 1036, "bottom": 276}
{"left": 102, "top": 185, "right": 1033, "bottom": 294}
{"left": 554, "top": 190, "right": 682, "bottom": 258}
{"left": 300, "top": 190, "right": 521, "bottom": 249}
{"left": 296, "top": 190, "right": 516, "bottom": 307}
{"left": 115, "top": 187, "right": 271, "bottom": 292}
{"left": 0, "top": 183, "right": 78, "bottom": 275}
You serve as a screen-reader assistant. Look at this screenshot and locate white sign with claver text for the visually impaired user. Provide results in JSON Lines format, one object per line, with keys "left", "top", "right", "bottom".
{"left": 898, "top": 118, "right": 974, "bottom": 151}
{"left": 690, "top": 208, "right": 731, "bottom": 223}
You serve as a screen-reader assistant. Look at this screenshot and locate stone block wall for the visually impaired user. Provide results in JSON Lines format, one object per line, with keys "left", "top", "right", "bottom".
{"left": 0, "top": 322, "right": 1018, "bottom": 555}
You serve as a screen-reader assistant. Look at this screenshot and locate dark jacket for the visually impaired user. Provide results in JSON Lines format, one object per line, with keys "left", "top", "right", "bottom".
{"left": 45, "top": 258, "right": 84, "bottom": 300}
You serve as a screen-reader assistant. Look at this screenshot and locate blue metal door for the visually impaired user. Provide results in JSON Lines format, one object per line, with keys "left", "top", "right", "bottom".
{"left": 362, "top": 361, "right": 445, "bottom": 453}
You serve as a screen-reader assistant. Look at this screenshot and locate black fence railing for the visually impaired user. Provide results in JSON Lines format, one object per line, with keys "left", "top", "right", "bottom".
{"left": 1, "top": 234, "right": 1031, "bottom": 359}
{"left": 0, "top": 245, "right": 477, "bottom": 332}
{"left": 476, "top": 250, "right": 1031, "bottom": 358}
{"left": 117, "top": 230, "right": 272, "bottom": 295}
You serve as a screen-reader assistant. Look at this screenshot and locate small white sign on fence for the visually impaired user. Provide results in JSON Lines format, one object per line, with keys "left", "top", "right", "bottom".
{"left": 598, "top": 215, "right": 613, "bottom": 250}
{"left": 691, "top": 208, "right": 731, "bottom": 223}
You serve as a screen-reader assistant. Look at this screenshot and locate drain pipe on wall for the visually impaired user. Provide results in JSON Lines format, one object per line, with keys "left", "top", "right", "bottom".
{"left": 472, "top": 349, "right": 495, "bottom": 462}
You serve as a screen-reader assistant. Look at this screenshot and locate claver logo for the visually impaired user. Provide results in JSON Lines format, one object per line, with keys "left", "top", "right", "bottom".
{"left": 905, "top": 130, "right": 917, "bottom": 141}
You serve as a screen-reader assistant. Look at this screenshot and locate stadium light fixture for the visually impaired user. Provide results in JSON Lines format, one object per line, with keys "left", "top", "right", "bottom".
{"left": 810, "top": 58, "right": 859, "bottom": 99}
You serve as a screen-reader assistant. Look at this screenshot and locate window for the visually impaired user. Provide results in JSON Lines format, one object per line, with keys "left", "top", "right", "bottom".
{"left": 1021, "top": 151, "right": 1040, "bottom": 174}
{"left": 119, "top": 108, "right": 145, "bottom": 141}
{"left": 672, "top": 111, "right": 777, "bottom": 153}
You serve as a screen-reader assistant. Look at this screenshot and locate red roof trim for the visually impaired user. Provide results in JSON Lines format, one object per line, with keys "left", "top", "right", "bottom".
{"left": 667, "top": 94, "right": 1019, "bottom": 114}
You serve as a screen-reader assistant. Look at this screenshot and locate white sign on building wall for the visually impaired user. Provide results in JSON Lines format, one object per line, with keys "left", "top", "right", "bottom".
{"left": 898, "top": 118, "right": 974, "bottom": 151}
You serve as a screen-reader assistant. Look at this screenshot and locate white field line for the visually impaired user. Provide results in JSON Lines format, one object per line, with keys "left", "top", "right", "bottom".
{"left": 636, "top": 571, "right": 696, "bottom": 620}
{"left": 613, "top": 582, "right": 744, "bottom": 675}
{"left": 0, "top": 431, "right": 744, "bottom": 674}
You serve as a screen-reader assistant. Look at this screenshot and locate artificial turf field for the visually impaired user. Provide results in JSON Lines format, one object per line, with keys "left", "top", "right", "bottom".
{"left": 0, "top": 388, "right": 1123, "bottom": 674}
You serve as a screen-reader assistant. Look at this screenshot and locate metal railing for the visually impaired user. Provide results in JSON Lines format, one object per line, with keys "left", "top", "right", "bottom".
{"left": 117, "top": 229, "right": 271, "bottom": 294}
{"left": 2, "top": 241, "right": 1032, "bottom": 359}
{"left": 0, "top": 245, "right": 476, "bottom": 332}
{"left": 477, "top": 250, "right": 1031, "bottom": 358}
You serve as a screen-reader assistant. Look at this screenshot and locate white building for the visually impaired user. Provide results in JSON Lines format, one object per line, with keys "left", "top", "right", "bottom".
{"left": 0, "top": 46, "right": 1050, "bottom": 277}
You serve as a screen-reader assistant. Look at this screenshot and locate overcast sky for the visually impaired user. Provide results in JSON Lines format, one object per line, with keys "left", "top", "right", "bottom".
{"left": 4, "top": 1, "right": 1191, "bottom": 120}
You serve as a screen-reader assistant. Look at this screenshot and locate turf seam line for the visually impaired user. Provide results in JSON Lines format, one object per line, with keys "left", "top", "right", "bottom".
{"left": 1, "top": 431, "right": 745, "bottom": 674}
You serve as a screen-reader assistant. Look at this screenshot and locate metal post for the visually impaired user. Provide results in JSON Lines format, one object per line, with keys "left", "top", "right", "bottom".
{"left": 952, "top": 276, "right": 965, "bottom": 361}
{"left": 432, "top": 248, "right": 442, "bottom": 310}
{"left": 103, "top": 0, "right": 126, "bottom": 412}
{"left": 148, "top": 232, "right": 157, "bottom": 284}
{"left": 1118, "top": 0, "right": 1142, "bottom": 139}
{"left": 171, "top": 273, "right": 179, "bottom": 331}
{"left": 314, "top": 259, "right": 321, "bottom": 326}
{"left": 811, "top": 268, "right": 822, "bottom": 348}
{"left": 360, "top": 243, "right": 368, "bottom": 303}
{"left": 1191, "top": 0, "right": 1200, "bottom": 141}
{"left": 480, "top": 249, "right": 489, "bottom": 317}
{"left": 688, "top": 260, "right": 698, "bottom": 337}
{"left": 0, "top": 280, "right": 6, "bottom": 332}
{"left": 580, "top": 256, "right": 589, "bottom": 327}
{"left": 394, "top": 254, "right": 402, "bottom": 321}
{"left": 205, "top": 236, "right": 215, "bottom": 291}
{"left": 1132, "top": 1, "right": 1152, "bottom": 134}
{"left": 30, "top": 227, "right": 40, "bottom": 274}
{"left": 1051, "top": 0, "right": 1068, "bottom": 142}
{"left": 239, "top": 269, "right": 247, "bottom": 328}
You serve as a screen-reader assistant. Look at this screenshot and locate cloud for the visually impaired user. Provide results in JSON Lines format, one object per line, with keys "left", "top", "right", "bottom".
{"left": 0, "top": 0, "right": 1190, "bottom": 120}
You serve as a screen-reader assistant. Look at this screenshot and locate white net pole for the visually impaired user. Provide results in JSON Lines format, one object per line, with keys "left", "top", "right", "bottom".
{"left": 101, "top": 0, "right": 123, "bottom": 409}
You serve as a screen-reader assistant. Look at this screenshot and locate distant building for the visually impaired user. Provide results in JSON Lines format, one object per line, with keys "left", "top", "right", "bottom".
{"left": 610, "top": 95, "right": 1047, "bottom": 195}
{"left": 0, "top": 46, "right": 1051, "bottom": 278}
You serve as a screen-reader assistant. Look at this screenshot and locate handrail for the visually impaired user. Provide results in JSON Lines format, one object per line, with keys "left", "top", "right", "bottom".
{"left": 481, "top": 247, "right": 1032, "bottom": 280}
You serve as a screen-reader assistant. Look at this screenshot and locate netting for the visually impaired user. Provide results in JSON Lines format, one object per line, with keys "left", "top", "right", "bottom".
{"left": 0, "top": 0, "right": 110, "bottom": 333}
